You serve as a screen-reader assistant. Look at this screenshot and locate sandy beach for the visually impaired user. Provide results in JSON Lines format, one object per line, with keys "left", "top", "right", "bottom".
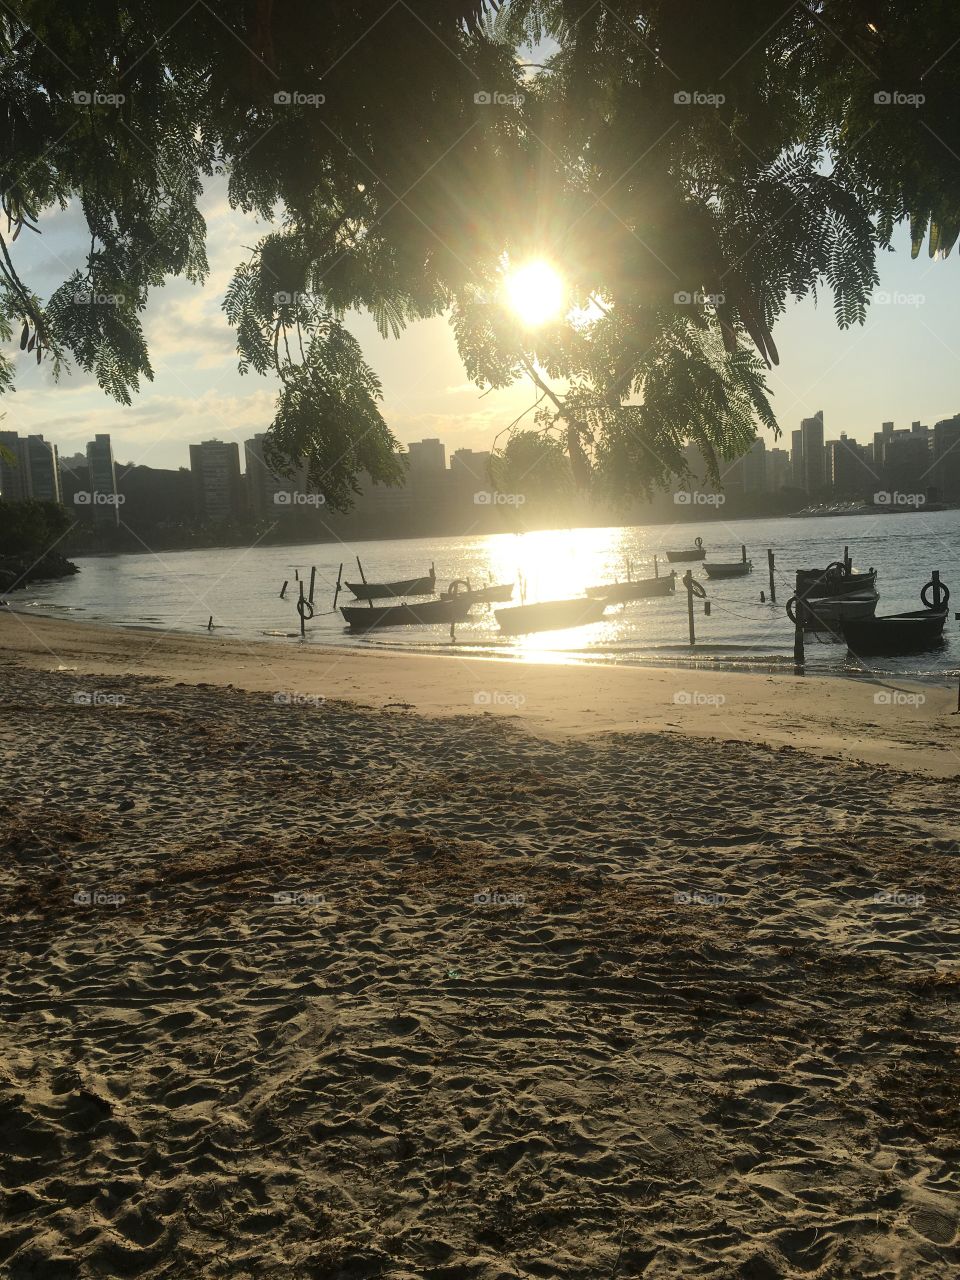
{"left": 2, "top": 612, "right": 960, "bottom": 1277}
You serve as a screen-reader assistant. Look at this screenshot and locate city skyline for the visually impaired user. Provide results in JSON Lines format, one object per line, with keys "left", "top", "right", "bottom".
{"left": 4, "top": 181, "right": 960, "bottom": 473}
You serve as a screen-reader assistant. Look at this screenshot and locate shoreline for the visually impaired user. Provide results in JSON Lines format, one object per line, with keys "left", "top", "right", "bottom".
{"left": 2, "top": 609, "right": 957, "bottom": 776}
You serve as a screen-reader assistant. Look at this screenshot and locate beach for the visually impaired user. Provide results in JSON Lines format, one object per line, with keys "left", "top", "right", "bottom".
{"left": 2, "top": 612, "right": 960, "bottom": 1277}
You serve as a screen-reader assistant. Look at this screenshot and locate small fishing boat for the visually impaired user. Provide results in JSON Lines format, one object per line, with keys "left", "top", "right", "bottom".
{"left": 842, "top": 606, "right": 949, "bottom": 655}
{"left": 704, "top": 560, "right": 753, "bottom": 578}
{"left": 341, "top": 595, "right": 471, "bottom": 630}
{"left": 841, "top": 576, "right": 950, "bottom": 654}
{"left": 665, "top": 537, "right": 706, "bottom": 563}
{"left": 346, "top": 565, "right": 436, "bottom": 600}
{"left": 495, "top": 597, "right": 608, "bottom": 635}
{"left": 797, "top": 562, "right": 877, "bottom": 598}
{"left": 789, "top": 591, "right": 880, "bottom": 630}
{"left": 439, "top": 578, "right": 514, "bottom": 605}
{"left": 585, "top": 573, "right": 676, "bottom": 602}
{"left": 704, "top": 547, "right": 752, "bottom": 579}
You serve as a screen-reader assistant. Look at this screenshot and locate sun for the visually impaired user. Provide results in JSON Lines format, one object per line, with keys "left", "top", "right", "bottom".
{"left": 504, "top": 259, "right": 565, "bottom": 327}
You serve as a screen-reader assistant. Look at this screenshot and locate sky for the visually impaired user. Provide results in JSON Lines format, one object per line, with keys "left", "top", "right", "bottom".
{"left": 5, "top": 179, "right": 960, "bottom": 472}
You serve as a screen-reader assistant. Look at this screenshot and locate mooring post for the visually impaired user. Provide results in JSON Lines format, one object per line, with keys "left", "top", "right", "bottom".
{"left": 332, "top": 562, "right": 343, "bottom": 611}
{"left": 844, "top": 545, "right": 851, "bottom": 575}
{"left": 207, "top": 615, "right": 213, "bottom": 631}
{"left": 793, "top": 596, "right": 805, "bottom": 669}
{"left": 767, "top": 549, "right": 776, "bottom": 604}
{"left": 280, "top": 579, "right": 288, "bottom": 599}
{"left": 299, "top": 580, "right": 306, "bottom": 639}
{"left": 932, "top": 569, "right": 943, "bottom": 607}
{"left": 308, "top": 565, "right": 317, "bottom": 605}
{"left": 653, "top": 555, "right": 659, "bottom": 580}
{"left": 741, "top": 544, "right": 747, "bottom": 563}
{"left": 684, "top": 570, "right": 696, "bottom": 646}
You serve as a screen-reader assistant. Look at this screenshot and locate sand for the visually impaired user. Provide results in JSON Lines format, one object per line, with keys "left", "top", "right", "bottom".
{"left": 2, "top": 613, "right": 960, "bottom": 1278}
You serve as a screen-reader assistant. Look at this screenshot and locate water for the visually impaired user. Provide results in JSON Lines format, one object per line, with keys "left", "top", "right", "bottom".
{"left": 11, "top": 511, "right": 960, "bottom": 680}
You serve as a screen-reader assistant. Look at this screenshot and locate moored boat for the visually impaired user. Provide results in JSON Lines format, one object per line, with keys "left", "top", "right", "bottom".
{"left": 585, "top": 572, "right": 676, "bottom": 602}
{"left": 790, "top": 591, "right": 880, "bottom": 630}
{"left": 797, "top": 562, "right": 877, "bottom": 598}
{"left": 665, "top": 536, "right": 706, "bottom": 563}
{"left": 341, "top": 595, "right": 471, "bottom": 630}
{"left": 346, "top": 565, "right": 436, "bottom": 600}
{"left": 439, "top": 578, "right": 514, "bottom": 605}
{"left": 841, "top": 606, "right": 948, "bottom": 655}
{"left": 704, "top": 560, "right": 753, "bottom": 578}
{"left": 495, "top": 596, "right": 608, "bottom": 635}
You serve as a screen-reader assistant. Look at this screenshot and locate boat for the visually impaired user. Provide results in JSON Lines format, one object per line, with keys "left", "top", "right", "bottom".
{"left": 665, "top": 537, "right": 706, "bottom": 563}
{"left": 797, "top": 591, "right": 880, "bottom": 629}
{"left": 585, "top": 573, "right": 676, "bottom": 602}
{"left": 796, "top": 562, "right": 877, "bottom": 598}
{"left": 439, "top": 578, "right": 514, "bottom": 605}
{"left": 841, "top": 577, "right": 951, "bottom": 654}
{"left": 341, "top": 595, "right": 471, "bottom": 630}
{"left": 346, "top": 565, "right": 436, "bottom": 600}
{"left": 704, "top": 548, "right": 753, "bottom": 579}
{"left": 842, "top": 606, "right": 948, "bottom": 655}
{"left": 495, "top": 596, "right": 608, "bottom": 635}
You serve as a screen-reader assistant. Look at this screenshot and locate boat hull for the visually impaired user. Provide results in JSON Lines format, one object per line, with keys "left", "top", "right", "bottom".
{"left": 495, "top": 597, "right": 607, "bottom": 635}
{"left": 346, "top": 571, "right": 436, "bottom": 600}
{"left": 441, "top": 582, "right": 514, "bottom": 605}
{"left": 841, "top": 607, "right": 948, "bottom": 655}
{"left": 341, "top": 598, "right": 471, "bottom": 629}
{"left": 704, "top": 562, "right": 753, "bottom": 579}
{"left": 665, "top": 549, "right": 706, "bottom": 562}
{"left": 797, "top": 567, "right": 877, "bottom": 598}
{"left": 585, "top": 574, "right": 675, "bottom": 602}
{"left": 801, "top": 592, "right": 879, "bottom": 629}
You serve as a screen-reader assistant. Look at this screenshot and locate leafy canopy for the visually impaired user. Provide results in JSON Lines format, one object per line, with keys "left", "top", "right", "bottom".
{"left": 2, "top": 1, "right": 959, "bottom": 506}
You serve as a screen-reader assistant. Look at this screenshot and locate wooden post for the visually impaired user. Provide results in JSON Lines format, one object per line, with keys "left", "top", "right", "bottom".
{"left": 741, "top": 544, "right": 747, "bottom": 563}
{"left": 767, "top": 550, "right": 776, "bottom": 604}
{"left": 299, "top": 580, "right": 306, "bottom": 639}
{"left": 931, "top": 569, "right": 943, "bottom": 607}
{"left": 357, "top": 556, "right": 373, "bottom": 608}
{"left": 279, "top": 580, "right": 288, "bottom": 599}
{"left": 207, "top": 615, "right": 213, "bottom": 631}
{"left": 308, "top": 565, "right": 317, "bottom": 604}
{"left": 627, "top": 558, "right": 632, "bottom": 583}
{"left": 844, "top": 546, "right": 851, "bottom": 575}
{"left": 653, "top": 556, "right": 659, "bottom": 580}
{"left": 683, "top": 570, "right": 696, "bottom": 646}
{"left": 294, "top": 569, "right": 299, "bottom": 582}
{"left": 332, "top": 562, "right": 343, "bottom": 611}
{"left": 793, "top": 596, "right": 805, "bottom": 668}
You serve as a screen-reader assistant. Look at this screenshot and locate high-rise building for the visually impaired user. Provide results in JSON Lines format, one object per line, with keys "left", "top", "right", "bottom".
{"left": 0, "top": 430, "right": 28, "bottom": 501}
{"left": 790, "top": 429, "right": 804, "bottom": 487}
{"left": 767, "top": 447, "right": 791, "bottom": 491}
{"left": 2, "top": 434, "right": 62, "bottom": 504}
{"left": 244, "top": 434, "right": 311, "bottom": 519}
{"left": 800, "top": 411, "right": 825, "bottom": 494}
{"left": 826, "top": 434, "right": 876, "bottom": 497}
{"left": 883, "top": 433, "right": 932, "bottom": 496}
{"left": 85, "top": 433, "right": 120, "bottom": 526}
{"left": 933, "top": 414, "right": 960, "bottom": 502}
{"left": 189, "top": 440, "right": 243, "bottom": 524}
{"left": 406, "top": 438, "right": 446, "bottom": 477}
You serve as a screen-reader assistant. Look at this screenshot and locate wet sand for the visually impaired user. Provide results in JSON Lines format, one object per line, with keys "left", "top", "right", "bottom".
{"left": 2, "top": 615, "right": 960, "bottom": 1277}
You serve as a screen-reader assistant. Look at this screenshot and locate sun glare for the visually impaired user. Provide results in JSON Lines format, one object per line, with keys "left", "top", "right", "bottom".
{"left": 504, "top": 259, "right": 565, "bottom": 327}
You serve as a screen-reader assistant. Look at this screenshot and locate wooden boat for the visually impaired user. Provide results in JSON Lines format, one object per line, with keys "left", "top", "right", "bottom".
{"left": 704, "top": 560, "right": 753, "bottom": 578}
{"left": 797, "top": 563, "right": 877, "bottom": 598}
{"left": 665, "top": 537, "right": 706, "bottom": 563}
{"left": 841, "top": 606, "right": 948, "bottom": 655}
{"left": 585, "top": 573, "right": 676, "bottom": 602}
{"left": 495, "top": 596, "right": 608, "bottom": 635}
{"left": 801, "top": 591, "right": 879, "bottom": 628}
{"left": 346, "top": 565, "right": 436, "bottom": 600}
{"left": 439, "top": 579, "right": 514, "bottom": 605}
{"left": 341, "top": 595, "right": 471, "bottom": 630}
